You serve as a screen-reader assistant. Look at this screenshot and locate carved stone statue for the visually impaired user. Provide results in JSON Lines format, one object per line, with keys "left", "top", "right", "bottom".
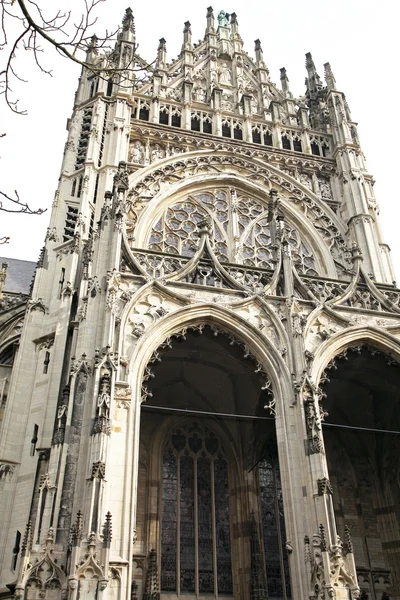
{"left": 219, "top": 63, "right": 232, "bottom": 84}
{"left": 217, "top": 10, "right": 230, "bottom": 27}
{"left": 130, "top": 141, "right": 143, "bottom": 164}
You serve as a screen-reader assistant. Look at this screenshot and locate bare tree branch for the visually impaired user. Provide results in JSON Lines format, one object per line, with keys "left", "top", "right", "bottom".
{"left": 1, "top": 0, "right": 155, "bottom": 114}
{"left": 0, "top": 189, "right": 46, "bottom": 214}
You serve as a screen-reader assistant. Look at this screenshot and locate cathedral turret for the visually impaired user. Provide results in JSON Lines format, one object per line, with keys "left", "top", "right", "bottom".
{"left": 280, "top": 67, "right": 290, "bottom": 96}
{"left": 324, "top": 62, "right": 336, "bottom": 90}
{"left": 156, "top": 37, "right": 167, "bottom": 69}
{"left": 182, "top": 20, "right": 193, "bottom": 51}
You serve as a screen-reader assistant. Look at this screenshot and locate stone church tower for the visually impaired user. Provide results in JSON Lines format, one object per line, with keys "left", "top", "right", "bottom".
{"left": 1, "top": 8, "right": 400, "bottom": 600}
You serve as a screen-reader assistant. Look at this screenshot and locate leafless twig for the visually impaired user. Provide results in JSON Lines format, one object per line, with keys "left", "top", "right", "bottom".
{"left": 0, "top": 0, "right": 153, "bottom": 114}
{"left": 0, "top": 189, "right": 46, "bottom": 214}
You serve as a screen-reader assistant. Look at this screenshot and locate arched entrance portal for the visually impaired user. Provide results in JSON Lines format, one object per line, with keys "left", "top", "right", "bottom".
{"left": 134, "top": 324, "right": 292, "bottom": 600}
{"left": 321, "top": 345, "right": 400, "bottom": 600}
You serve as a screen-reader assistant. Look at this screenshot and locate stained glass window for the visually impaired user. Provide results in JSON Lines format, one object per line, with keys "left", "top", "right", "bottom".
{"left": 259, "top": 459, "right": 291, "bottom": 599}
{"left": 145, "top": 188, "right": 319, "bottom": 276}
{"left": 161, "top": 423, "right": 232, "bottom": 595}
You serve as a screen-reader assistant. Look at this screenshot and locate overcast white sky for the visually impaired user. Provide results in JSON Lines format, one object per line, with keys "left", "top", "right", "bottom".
{"left": 1, "top": 0, "right": 399, "bottom": 279}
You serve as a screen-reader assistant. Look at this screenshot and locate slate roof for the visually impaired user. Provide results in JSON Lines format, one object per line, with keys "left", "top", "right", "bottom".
{"left": 0, "top": 256, "right": 36, "bottom": 294}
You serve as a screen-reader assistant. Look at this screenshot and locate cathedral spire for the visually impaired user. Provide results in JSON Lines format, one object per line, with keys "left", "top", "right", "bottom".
{"left": 121, "top": 7, "right": 135, "bottom": 43}
{"left": 230, "top": 12, "right": 241, "bottom": 39}
{"left": 205, "top": 6, "right": 215, "bottom": 34}
{"left": 156, "top": 38, "right": 167, "bottom": 69}
{"left": 254, "top": 39, "right": 264, "bottom": 65}
{"left": 280, "top": 67, "right": 290, "bottom": 95}
{"left": 324, "top": 62, "right": 336, "bottom": 90}
{"left": 305, "top": 52, "right": 322, "bottom": 100}
{"left": 85, "top": 34, "right": 98, "bottom": 65}
{"left": 182, "top": 21, "right": 193, "bottom": 50}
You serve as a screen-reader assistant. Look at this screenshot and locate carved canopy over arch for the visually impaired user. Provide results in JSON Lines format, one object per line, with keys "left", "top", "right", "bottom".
{"left": 125, "top": 151, "right": 351, "bottom": 280}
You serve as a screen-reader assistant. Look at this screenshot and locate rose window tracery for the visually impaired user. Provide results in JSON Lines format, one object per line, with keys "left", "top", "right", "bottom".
{"left": 144, "top": 188, "right": 319, "bottom": 275}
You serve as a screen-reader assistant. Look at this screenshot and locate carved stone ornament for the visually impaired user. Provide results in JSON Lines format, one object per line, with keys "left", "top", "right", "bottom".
{"left": 317, "top": 477, "right": 333, "bottom": 496}
{"left": 15, "top": 528, "right": 66, "bottom": 598}
{"left": 305, "top": 526, "right": 359, "bottom": 600}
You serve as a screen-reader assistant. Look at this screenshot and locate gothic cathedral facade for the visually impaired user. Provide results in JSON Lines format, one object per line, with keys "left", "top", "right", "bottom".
{"left": 1, "top": 8, "right": 400, "bottom": 600}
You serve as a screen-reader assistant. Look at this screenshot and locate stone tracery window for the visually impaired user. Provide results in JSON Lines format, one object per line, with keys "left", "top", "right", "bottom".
{"left": 161, "top": 423, "right": 232, "bottom": 595}
{"left": 145, "top": 188, "right": 319, "bottom": 275}
{"left": 259, "top": 458, "right": 291, "bottom": 599}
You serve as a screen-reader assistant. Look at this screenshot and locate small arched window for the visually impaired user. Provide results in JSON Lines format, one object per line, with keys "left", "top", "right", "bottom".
{"left": 281, "top": 135, "right": 291, "bottom": 150}
{"left": 139, "top": 105, "right": 150, "bottom": 121}
{"left": 233, "top": 124, "right": 243, "bottom": 140}
{"left": 106, "top": 78, "right": 113, "bottom": 97}
{"left": 311, "top": 141, "right": 320, "bottom": 156}
{"left": 252, "top": 128, "right": 262, "bottom": 144}
{"left": 222, "top": 121, "right": 231, "bottom": 138}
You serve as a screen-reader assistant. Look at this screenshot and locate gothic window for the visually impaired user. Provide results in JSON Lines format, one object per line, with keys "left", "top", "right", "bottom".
{"left": 147, "top": 193, "right": 229, "bottom": 261}
{"left": 252, "top": 126, "right": 262, "bottom": 144}
{"left": 222, "top": 119, "right": 231, "bottom": 138}
{"left": 233, "top": 122, "right": 243, "bottom": 140}
{"left": 240, "top": 212, "right": 318, "bottom": 275}
{"left": 63, "top": 206, "right": 79, "bottom": 242}
{"left": 259, "top": 459, "right": 291, "bottom": 599}
{"left": 191, "top": 113, "right": 201, "bottom": 132}
{"left": 202, "top": 115, "right": 212, "bottom": 134}
{"left": 159, "top": 108, "right": 169, "bottom": 125}
{"left": 263, "top": 129, "right": 273, "bottom": 146}
{"left": 281, "top": 135, "right": 291, "bottom": 150}
{"left": 139, "top": 102, "right": 150, "bottom": 121}
{"left": 144, "top": 189, "right": 320, "bottom": 275}
{"left": 311, "top": 141, "right": 320, "bottom": 156}
{"left": 106, "top": 78, "right": 113, "bottom": 97}
{"left": 11, "top": 530, "right": 21, "bottom": 571}
{"left": 293, "top": 136, "right": 302, "bottom": 152}
{"left": 161, "top": 423, "right": 232, "bottom": 595}
{"left": 171, "top": 108, "right": 181, "bottom": 128}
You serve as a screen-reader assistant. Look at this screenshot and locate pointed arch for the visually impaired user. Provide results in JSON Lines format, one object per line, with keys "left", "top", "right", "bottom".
{"left": 126, "top": 150, "right": 346, "bottom": 279}
{"left": 310, "top": 325, "right": 400, "bottom": 386}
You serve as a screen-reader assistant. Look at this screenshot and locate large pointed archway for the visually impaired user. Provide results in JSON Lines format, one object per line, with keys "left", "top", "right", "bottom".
{"left": 133, "top": 322, "right": 292, "bottom": 600}
{"left": 319, "top": 343, "right": 400, "bottom": 599}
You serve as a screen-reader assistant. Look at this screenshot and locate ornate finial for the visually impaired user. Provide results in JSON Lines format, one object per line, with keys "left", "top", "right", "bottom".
{"left": 207, "top": 6, "right": 214, "bottom": 17}
{"left": 344, "top": 525, "right": 354, "bottom": 554}
{"left": 158, "top": 38, "right": 166, "bottom": 51}
{"left": 76, "top": 510, "right": 83, "bottom": 540}
{"left": 89, "top": 34, "right": 98, "bottom": 49}
{"left": 143, "top": 549, "right": 160, "bottom": 600}
{"left": 103, "top": 512, "right": 113, "bottom": 546}
{"left": 230, "top": 12, "right": 238, "bottom": 25}
{"left": 21, "top": 520, "right": 33, "bottom": 555}
{"left": 183, "top": 21, "right": 191, "bottom": 33}
{"left": 324, "top": 62, "right": 336, "bottom": 90}
{"left": 304, "top": 535, "right": 311, "bottom": 563}
{"left": 319, "top": 524, "right": 327, "bottom": 551}
{"left": 122, "top": 8, "right": 135, "bottom": 34}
